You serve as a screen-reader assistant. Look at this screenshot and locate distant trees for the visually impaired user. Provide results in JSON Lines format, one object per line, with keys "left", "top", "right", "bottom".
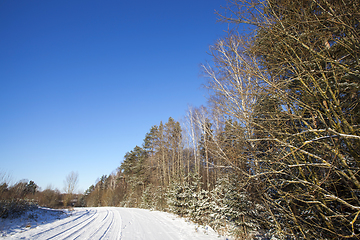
{"left": 0, "top": 170, "right": 66, "bottom": 210}
{"left": 36, "top": 186, "right": 62, "bottom": 208}
{"left": 83, "top": 117, "right": 186, "bottom": 209}
{"left": 82, "top": 115, "right": 262, "bottom": 236}
{"left": 0, "top": 172, "right": 84, "bottom": 211}
{"left": 0, "top": 178, "right": 38, "bottom": 201}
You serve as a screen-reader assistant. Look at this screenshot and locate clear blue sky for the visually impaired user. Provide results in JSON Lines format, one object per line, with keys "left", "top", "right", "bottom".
{"left": 0, "top": 0, "right": 227, "bottom": 192}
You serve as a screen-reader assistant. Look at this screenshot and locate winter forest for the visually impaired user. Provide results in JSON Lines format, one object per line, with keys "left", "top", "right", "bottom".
{"left": 2, "top": 0, "right": 360, "bottom": 239}
{"left": 82, "top": 0, "right": 360, "bottom": 238}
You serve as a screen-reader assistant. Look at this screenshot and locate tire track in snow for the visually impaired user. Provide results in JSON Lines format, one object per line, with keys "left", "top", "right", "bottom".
{"left": 73, "top": 208, "right": 120, "bottom": 240}
{"left": 98, "top": 210, "right": 114, "bottom": 239}
{"left": 29, "top": 208, "right": 98, "bottom": 239}
{"left": 113, "top": 207, "right": 123, "bottom": 240}
{"left": 85, "top": 208, "right": 114, "bottom": 239}
{"left": 47, "top": 209, "right": 99, "bottom": 239}
{"left": 85, "top": 209, "right": 111, "bottom": 239}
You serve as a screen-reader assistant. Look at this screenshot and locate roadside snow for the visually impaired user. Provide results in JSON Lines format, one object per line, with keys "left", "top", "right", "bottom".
{"left": 1, "top": 207, "right": 228, "bottom": 239}
{"left": 0, "top": 207, "right": 68, "bottom": 237}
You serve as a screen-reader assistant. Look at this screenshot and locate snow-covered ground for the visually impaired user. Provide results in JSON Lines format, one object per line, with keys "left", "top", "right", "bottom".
{"left": 1, "top": 207, "right": 228, "bottom": 239}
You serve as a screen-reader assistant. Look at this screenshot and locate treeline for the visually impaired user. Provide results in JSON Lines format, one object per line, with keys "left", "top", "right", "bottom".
{"left": 83, "top": 115, "right": 258, "bottom": 238}
{"left": 0, "top": 179, "right": 60, "bottom": 218}
{"left": 1, "top": 177, "right": 83, "bottom": 218}
{"left": 1, "top": 180, "right": 38, "bottom": 201}
{"left": 84, "top": 0, "right": 360, "bottom": 239}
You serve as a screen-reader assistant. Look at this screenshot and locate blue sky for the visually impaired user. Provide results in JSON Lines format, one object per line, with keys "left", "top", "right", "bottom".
{"left": 0, "top": 0, "right": 227, "bottom": 192}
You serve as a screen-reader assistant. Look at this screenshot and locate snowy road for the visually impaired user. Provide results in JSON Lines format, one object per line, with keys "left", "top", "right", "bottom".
{"left": 2, "top": 207, "right": 224, "bottom": 240}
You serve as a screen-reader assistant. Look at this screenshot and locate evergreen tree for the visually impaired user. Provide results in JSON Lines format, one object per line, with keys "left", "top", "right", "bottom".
{"left": 120, "top": 146, "right": 148, "bottom": 207}
{"left": 210, "top": 176, "right": 260, "bottom": 238}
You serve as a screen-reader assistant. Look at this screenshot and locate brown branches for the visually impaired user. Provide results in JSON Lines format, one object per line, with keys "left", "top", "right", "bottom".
{"left": 203, "top": 0, "right": 360, "bottom": 238}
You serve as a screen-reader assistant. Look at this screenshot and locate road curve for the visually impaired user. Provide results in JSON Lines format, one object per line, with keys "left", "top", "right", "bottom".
{"left": 3, "top": 207, "right": 223, "bottom": 240}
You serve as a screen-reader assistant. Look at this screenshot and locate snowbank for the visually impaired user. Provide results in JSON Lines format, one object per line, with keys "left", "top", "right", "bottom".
{"left": 0, "top": 207, "right": 68, "bottom": 238}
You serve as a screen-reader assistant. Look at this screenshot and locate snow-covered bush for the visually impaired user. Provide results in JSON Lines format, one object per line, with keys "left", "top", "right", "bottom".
{"left": 166, "top": 181, "right": 190, "bottom": 217}
{"left": 188, "top": 189, "right": 211, "bottom": 225}
{"left": 167, "top": 173, "right": 204, "bottom": 218}
{"left": 0, "top": 199, "right": 37, "bottom": 219}
{"left": 140, "top": 184, "right": 156, "bottom": 209}
{"left": 209, "top": 176, "right": 261, "bottom": 238}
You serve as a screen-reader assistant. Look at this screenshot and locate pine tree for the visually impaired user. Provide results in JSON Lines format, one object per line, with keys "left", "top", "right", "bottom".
{"left": 120, "top": 146, "right": 148, "bottom": 207}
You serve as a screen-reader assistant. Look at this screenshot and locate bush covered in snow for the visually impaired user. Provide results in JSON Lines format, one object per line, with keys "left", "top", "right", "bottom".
{"left": 166, "top": 173, "right": 264, "bottom": 238}
{"left": 0, "top": 199, "right": 37, "bottom": 219}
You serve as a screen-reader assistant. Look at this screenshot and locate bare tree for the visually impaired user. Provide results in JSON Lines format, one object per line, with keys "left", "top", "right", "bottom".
{"left": 0, "top": 171, "right": 12, "bottom": 199}
{"left": 63, "top": 171, "right": 79, "bottom": 207}
{"left": 0, "top": 171, "right": 12, "bottom": 186}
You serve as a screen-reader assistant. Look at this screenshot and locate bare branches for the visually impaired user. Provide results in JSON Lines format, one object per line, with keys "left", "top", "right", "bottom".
{"left": 63, "top": 171, "right": 79, "bottom": 195}
{"left": 203, "top": 0, "right": 360, "bottom": 238}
